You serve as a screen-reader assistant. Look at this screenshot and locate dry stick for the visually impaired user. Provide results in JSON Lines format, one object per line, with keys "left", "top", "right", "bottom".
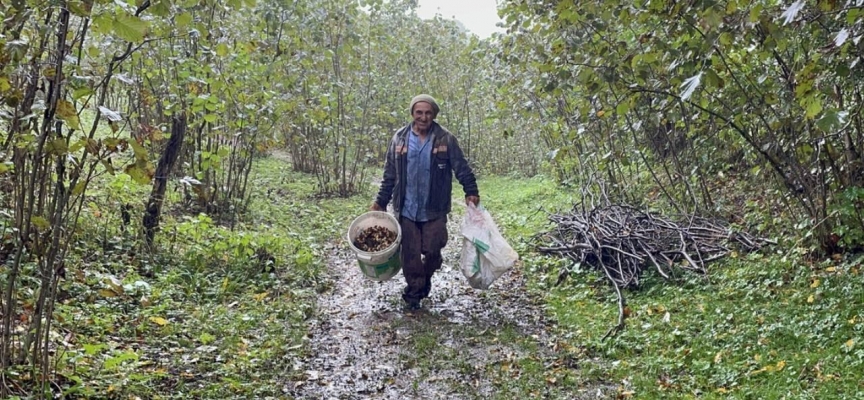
{"left": 640, "top": 241, "right": 671, "bottom": 279}
{"left": 601, "top": 252, "right": 626, "bottom": 341}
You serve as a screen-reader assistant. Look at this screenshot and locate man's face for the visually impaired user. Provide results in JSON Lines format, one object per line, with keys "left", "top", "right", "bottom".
{"left": 412, "top": 102, "right": 435, "bottom": 132}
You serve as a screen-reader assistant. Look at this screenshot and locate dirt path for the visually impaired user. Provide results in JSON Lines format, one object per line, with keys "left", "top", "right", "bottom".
{"left": 283, "top": 210, "right": 614, "bottom": 399}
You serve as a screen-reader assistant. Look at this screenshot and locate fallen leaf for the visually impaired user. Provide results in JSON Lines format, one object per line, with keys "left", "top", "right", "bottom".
{"left": 807, "top": 294, "right": 815, "bottom": 303}
{"left": 149, "top": 316, "right": 169, "bottom": 326}
{"left": 810, "top": 278, "right": 820, "bottom": 288}
{"left": 306, "top": 370, "right": 320, "bottom": 381}
{"left": 253, "top": 292, "right": 268, "bottom": 302}
{"left": 845, "top": 339, "right": 855, "bottom": 350}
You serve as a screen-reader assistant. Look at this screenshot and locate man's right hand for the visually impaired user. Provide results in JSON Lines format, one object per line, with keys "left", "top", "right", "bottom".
{"left": 370, "top": 202, "right": 384, "bottom": 211}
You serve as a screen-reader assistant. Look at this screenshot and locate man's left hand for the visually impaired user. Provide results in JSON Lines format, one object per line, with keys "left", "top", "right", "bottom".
{"left": 466, "top": 195, "right": 480, "bottom": 206}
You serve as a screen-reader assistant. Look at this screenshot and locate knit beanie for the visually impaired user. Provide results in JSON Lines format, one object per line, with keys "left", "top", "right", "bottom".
{"left": 409, "top": 94, "right": 440, "bottom": 116}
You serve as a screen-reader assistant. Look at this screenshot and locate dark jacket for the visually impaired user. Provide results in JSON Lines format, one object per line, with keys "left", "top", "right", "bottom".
{"left": 375, "top": 122, "right": 478, "bottom": 221}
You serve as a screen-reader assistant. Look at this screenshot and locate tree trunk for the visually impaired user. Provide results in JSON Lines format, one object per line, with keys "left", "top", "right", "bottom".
{"left": 143, "top": 114, "right": 187, "bottom": 248}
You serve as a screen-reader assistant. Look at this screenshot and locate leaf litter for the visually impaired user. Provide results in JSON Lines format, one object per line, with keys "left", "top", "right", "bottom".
{"left": 285, "top": 213, "right": 617, "bottom": 399}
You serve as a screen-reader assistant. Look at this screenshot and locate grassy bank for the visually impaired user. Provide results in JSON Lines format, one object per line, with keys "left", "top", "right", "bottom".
{"left": 482, "top": 175, "right": 864, "bottom": 399}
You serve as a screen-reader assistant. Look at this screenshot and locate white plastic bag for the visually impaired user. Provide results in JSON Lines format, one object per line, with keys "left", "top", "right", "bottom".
{"left": 459, "top": 204, "right": 518, "bottom": 289}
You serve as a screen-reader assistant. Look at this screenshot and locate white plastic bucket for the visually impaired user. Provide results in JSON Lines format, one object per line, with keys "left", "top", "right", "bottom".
{"left": 346, "top": 211, "right": 402, "bottom": 281}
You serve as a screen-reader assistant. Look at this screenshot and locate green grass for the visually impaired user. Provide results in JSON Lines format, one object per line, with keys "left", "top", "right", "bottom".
{"left": 482, "top": 174, "right": 864, "bottom": 399}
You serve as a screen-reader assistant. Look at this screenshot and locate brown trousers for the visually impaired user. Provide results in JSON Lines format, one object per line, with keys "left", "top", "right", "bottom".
{"left": 399, "top": 216, "right": 448, "bottom": 303}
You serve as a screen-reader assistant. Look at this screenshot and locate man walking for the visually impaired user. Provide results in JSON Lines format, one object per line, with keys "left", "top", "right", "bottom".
{"left": 371, "top": 94, "right": 479, "bottom": 310}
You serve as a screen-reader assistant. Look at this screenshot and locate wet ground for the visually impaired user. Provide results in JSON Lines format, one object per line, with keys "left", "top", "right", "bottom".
{"left": 283, "top": 211, "right": 615, "bottom": 399}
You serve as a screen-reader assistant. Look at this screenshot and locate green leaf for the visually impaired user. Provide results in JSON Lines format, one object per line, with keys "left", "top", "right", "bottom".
{"left": 72, "top": 181, "right": 87, "bottom": 195}
{"left": 216, "top": 43, "right": 230, "bottom": 57}
{"left": 73, "top": 87, "right": 94, "bottom": 101}
{"left": 615, "top": 99, "right": 630, "bottom": 115}
{"left": 56, "top": 100, "right": 81, "bottom": 130}
{"left": 129, "top": 140, "right": 148, "bottom": 161}
{"left": 124, "top": 163, "right": 152, "bottom": 184}
{"left": 805, "top": 98, "right": 823, "bottom": 119}
{"left": 199, "top": 332, "right": 216, "bottom": 344}
{"left": 150, "top": 0, "right": 171, "bottom": 17}
{"left": 46, "top": 138, "right": 69, "bottom": 155}
{"left": 101, "top": 159, "right": 115, "bottom": 175}
{"left": 704, "top": 69, "right": 724, "bottom": 89}
{"left": 749, "top": 4, "right": 763, "bottom": 23}
{"left": 68, "top": 0, "right": 93, "bottom": 17}
{"left": 175, "top": 12, "right": 193, "bottom": 27}
{"left": 112, "top": 13, "right": 149, "bottom": 43}
{"left": 816, "top": 110, "right": 848, "bottom": 132}
{"left": 104, "top": 350, "right": 139, "bottom": 370}
{"left": 82, "top": 343, "right": 105, "bottom": 355}
{"left": 203, "top": 114, "right": 218, "bottom": 123}
{"left": 31, "top": 216, "right": 50, "bottom": 231}
{"left": 92, "top": 13, "right": 113, "bottom": 35}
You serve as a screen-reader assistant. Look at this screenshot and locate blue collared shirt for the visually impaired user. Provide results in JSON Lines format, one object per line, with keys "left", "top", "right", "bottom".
{"left": 401, "top": 125, "right": 434, "bottom": 221}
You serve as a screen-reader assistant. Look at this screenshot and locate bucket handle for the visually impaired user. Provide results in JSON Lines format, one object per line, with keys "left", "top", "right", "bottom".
{"left": 357, "top": 253, "right": 373, "bottom": 263}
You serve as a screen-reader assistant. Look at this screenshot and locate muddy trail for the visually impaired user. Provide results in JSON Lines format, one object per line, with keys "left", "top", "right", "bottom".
{"left": 283, "top": 211, "right": 615, "bottom": 399}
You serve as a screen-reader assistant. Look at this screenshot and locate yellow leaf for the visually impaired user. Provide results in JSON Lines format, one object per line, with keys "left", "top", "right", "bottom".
{"left": 253, "top": 292, "right": 268, "bottom": 302}
{"left": 849, "top": 316, "right": 857, "bottom": 325}
{"left": 810, "top": 278, "right": 820, "bottom": 288}
{"left": 716, "top": 388, "right": 729, "bottom": 394}
{"left": 149, "top": 316, "right": 169, "bottom": 326}
{"left": 714, "top": 351, "right": 723, "bottom": 363}
{"left": 775, "top": 360, "right": 786, "bottom": 371}
{"left": 98, "top": 289, "right": 118, "bottom": 298}
{"left": 596, "top": 110, "right": 605, "bottom": 117}
{"left": 846, "top": 339, "right": 855, "bottom": 349}
{"left": 807, "top": 294, "right": 815, "bottom": 303}
{"left": 754, "top": 354, "right": 762, "bottom": 362}
{"left": 56, "top": 100, "right": 81, "bottom": 130}
{"left": 222, "top": 277, "right": 229, "bottom": 291}
{"left": 826, "top": 266, "right": 836, "bottom": 272}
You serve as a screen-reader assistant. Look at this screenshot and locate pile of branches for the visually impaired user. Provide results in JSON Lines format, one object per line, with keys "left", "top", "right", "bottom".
{"left": 537, "top": 203, "right": 773, "bottom": 339}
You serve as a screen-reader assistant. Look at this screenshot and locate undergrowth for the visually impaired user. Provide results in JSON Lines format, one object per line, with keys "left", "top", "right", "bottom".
{"left": 5, "top": 155, "right": 367, "bottom": 399}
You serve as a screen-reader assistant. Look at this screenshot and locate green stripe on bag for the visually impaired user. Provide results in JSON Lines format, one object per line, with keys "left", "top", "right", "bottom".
{"left": 472, "top": 238, "right": 490, "bottom": 253}
{"left": 471, "top": 239, "right": 489, "bottom": 275}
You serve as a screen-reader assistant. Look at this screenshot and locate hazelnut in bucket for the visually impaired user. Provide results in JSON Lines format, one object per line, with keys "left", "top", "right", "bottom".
{"left": 346, "top": 211, "right": 402, "bottom": 281}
